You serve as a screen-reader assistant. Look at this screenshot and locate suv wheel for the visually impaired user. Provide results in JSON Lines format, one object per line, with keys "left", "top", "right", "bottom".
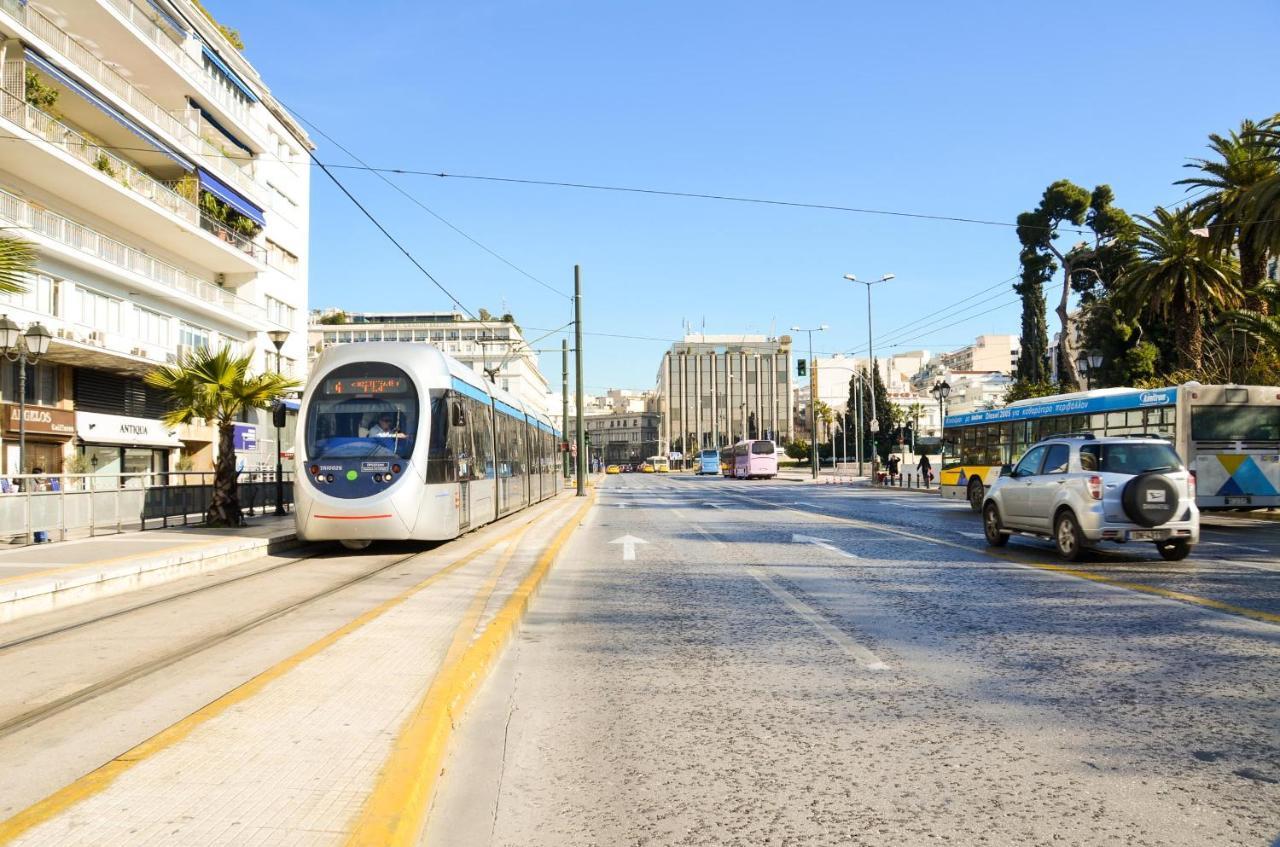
{"left": 1054, "top": 511, "right": 1086, "bottom": 562}
{"left": 1157, "top": 539, "right": 1191, "bottom": 562}
{"left": 967, "top": 479, "right": 984, "bottom": 512}
{"left": 983, "top": 503, "right": 1009, "bottom": 547}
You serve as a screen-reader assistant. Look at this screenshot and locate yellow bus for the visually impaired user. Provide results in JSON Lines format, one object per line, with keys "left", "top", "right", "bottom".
{"left": 941, "top": 384, "right": 1280, "bottom": 512}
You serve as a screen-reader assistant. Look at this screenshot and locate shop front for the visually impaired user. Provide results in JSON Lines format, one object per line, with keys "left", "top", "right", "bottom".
{"left": 2, "top": 404, "right": 76, "bottom": 474}
{"left": 75, "top": 411, "right": 181, "bottom": 483}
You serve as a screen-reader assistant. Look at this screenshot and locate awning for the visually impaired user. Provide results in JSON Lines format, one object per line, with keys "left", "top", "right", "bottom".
{"left": 201, "top": 45, "right": 259, "bottom": 104}
{"left": 24, "top": 49, "right": 194, "bottom": 172}
{"left": 281, "top": 399, "right": 300, "bottom": 412}
{"left": 196, "top": 166, "right": 265, "bottom": 226}
{"left": 189, "top": 98, "right": 252, "bottom": 155}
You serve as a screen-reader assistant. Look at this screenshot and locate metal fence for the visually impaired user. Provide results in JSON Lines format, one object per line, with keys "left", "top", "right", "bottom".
{"left": 0, "top": 471, "right": 294, "bottom": 546}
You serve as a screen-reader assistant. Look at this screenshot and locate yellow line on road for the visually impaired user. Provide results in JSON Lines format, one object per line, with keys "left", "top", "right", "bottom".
{"left": 343, "top": 492, "right": 597, "bottom": 847}
{"left": 0, "top": 499, "right": 574, "bottom": 846}
{"left": 715, "top": 488, "right": 1280, "bottom": 628}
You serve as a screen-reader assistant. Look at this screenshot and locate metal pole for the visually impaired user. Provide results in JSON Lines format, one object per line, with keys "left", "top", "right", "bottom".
{"left": 574, "top": 265, "right": 585, "bottom": 496}
{"left": 562, "top": 338, "right": 570, "bottom": 480}
{"left": 274, "top": 348, "right": 285, "bottom": 516}
{"left": 17, "top": 352, "right": 26, "bottom": 483}
{"left": 866, "top": 283, "right": 877, "bottom": 470}
{"left": 808, "top": 332, "right": 818, "bottom": 479}
{"left": 855, "top": 371, "right": 863, "bottom": 477}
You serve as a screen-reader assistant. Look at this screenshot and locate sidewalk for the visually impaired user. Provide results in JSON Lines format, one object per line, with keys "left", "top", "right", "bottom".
{"left": 0, "top": 515, "right": 299, "bottom": 624}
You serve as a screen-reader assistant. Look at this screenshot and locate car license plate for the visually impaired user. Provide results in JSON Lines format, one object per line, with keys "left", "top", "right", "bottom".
{"left": 1128, "top": 530, "right": 1167, "bottom": 541}
{"left": 1224, "top": 496, "right": 1251, "bottom": 506}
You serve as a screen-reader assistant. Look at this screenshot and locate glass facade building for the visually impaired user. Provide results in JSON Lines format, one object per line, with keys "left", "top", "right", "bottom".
{"left": 655, "top": 335, "right": 794, "bottom": 455}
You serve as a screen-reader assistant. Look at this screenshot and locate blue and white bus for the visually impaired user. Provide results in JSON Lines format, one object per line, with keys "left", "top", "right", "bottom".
{"left": 941, "top": 384, "right": 1280, "bottom": 512}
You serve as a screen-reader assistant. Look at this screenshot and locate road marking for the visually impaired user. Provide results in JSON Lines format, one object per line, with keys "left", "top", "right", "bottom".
{"left": 0, "top": 499, "right": 580, "bottom": 846}
{"left": 791, "top": 534, "right": 858, "bottom": 559}
{"left": 703, "top": 502, "right": 722, "bottom": 509}
{"left": 344, "top": 493, "right": 596, "bottom": 847}
{"left": 674, "top": 512, "right": 727, "bottom": 548}
{"left": 957, "top": 531, "right": 986, "bottom": 540}
{"left": 1203, "top": 541, "right": 1268, "bottom": 554}
{"left": 717, "top": 490, "right": 1280, "bottom": 629}
{"left": 746, "top": 566, "right": 888, "bottom": 671}
{"left": 609, "top": 534, "right": 648, "bottom": 561}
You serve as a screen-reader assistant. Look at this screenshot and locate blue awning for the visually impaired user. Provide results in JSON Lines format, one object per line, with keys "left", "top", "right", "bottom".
{"left": 201, "top": 45, "right": 259, "bottom": 104}
{"left": 24, "top": 49, "right": 193, "bottom": 172}
{"left": 281, "top": 399, "right": 300, "bottom": 412}
{"left": 196, "top": 166, "right": 265, "bottom": 226}
{"left": 188, "top": 98, "right": 252, "bottom": 155}
{"left": 146, "top": 0, "right": 188, "bottom": 35}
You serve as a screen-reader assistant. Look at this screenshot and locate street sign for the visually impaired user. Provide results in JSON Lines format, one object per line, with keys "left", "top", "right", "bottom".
{"left": 869, "top": 418, "right": 878, "bottom": 430}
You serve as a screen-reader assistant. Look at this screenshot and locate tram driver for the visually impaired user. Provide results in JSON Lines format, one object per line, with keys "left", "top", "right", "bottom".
{"left": 367, "top": 411, "right": 404, "bottom": 439}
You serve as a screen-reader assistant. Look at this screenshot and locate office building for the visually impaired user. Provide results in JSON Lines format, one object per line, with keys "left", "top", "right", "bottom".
{"left": 0, "top": 0, "right": 310, "bottom": 475}
{"left": 655, "top": 334, "right": 793, "bottom": 455}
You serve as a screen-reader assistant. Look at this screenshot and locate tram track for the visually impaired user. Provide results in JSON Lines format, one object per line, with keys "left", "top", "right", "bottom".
{"left": 0, "top": 499, "right": 574, "bottom": 741}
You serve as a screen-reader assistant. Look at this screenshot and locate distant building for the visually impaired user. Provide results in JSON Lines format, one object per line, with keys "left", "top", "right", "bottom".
{"left": 308, "top": 310, "right": 550, "bottom": 412}
{"left": 939, "top": 334, "right": 1019, "bottom": 375}
{"left": 574, "top": 411, "right": 661, "bottom": 465}
{"left": 656, "top": 334, "right": 794, "bottom": 455}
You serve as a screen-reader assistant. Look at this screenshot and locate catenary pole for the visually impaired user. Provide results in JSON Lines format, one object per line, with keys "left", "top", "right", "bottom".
{"left": 574, "top": 266, "right": 586, "bottom": 496}
{"left": 562, "top": 338, "right": 570, "bottom": 480}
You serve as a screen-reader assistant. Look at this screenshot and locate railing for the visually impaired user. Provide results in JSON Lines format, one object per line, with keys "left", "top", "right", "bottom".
{"left": 194, "top": 211, "right": 266, "bottom": 260}
{"left": 0, "top": 471, "right": 294, "bottom": 545}
{"left": 0, "top": 0, "right": 264, "bottom": 201}
{"left": 0, "top": 186, "right": 266, "bottom": 323}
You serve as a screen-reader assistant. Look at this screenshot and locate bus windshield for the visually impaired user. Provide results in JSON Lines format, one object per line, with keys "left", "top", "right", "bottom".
{"left": 306, "top": 363, "right": 418, "bottom": 461}
{"left": 1191, "top": 406, "right": 1280, "bottom": 441}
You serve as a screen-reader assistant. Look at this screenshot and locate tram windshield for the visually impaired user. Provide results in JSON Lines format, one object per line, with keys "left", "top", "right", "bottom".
{"left": 305, "top": 363, "right": 418, "bottom": 460}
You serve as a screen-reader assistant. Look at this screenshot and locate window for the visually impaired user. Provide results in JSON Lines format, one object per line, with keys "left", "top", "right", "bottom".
{"left": 1081, "top": 443, "right": 1182, "bottom": 474}
{"left": 2, "top": 273, "right": 59, "bottom": 316}
{"left": 266, "top": 296, "right": 296, "bottom": 327}
{"left": 5, "top": 362, "right": 59, "bottom": 406}
{"left": 1191, "top": 406, "right": 1280, "bottom": 441}
{"left": 1013, "top": 445, "right": 1047, "bottom": 477}
{"left": 75, "top": 285, "right": 122, "bottom": 332}
{"left": 135, "top": 307, "right": 170, "bottom": 346}
{"left": 265, "top": 240, "right": 299, "bottom": 275}
{"left": 179, "top": 322, "right": 211, "bottom": 350}
{"left": 1042, "top": 444, "right": 1070, "bottom": 474}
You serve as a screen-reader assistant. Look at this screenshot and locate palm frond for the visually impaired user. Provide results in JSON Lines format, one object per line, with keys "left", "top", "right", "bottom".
{"left": 0, "top": 237, "right": 34, "bottom": 296}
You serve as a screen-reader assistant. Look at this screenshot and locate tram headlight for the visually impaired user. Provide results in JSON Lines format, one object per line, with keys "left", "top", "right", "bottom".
{"left": 372, "top": 473, "right": 382, "bottom": 483}
{"left": 392, "top": 464, "right": 401, "bottom": 475}
{"left": 309, "top": 464, "right": 319, "bottom": 476}
{"left": 326, "top": 474, "right": 335, "bottom": 483}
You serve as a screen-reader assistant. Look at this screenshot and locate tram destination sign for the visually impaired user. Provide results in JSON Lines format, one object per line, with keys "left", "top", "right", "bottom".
{"left": 322, "top": 376, "right": 408, "bottom": 395}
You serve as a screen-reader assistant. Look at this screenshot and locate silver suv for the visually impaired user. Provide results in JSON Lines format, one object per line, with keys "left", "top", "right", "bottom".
{"left": 981, "top": 435, "right": 1199, "bottom": 562}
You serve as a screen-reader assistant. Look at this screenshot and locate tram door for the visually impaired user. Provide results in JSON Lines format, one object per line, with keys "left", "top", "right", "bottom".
{"left": 451, "top": 398, "right": 472, "bottom": 531}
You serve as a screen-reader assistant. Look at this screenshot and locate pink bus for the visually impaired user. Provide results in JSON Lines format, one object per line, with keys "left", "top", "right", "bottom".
{"left": 732, "top": 440, "right": 778, "bottom": 479}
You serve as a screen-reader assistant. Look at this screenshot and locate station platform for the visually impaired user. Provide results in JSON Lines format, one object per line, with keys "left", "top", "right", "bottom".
{"left": 0, "top": 493, "right": 593, "bottom": 846}
{"left": 0, "top": 515, "right": 299, "bottom": 624}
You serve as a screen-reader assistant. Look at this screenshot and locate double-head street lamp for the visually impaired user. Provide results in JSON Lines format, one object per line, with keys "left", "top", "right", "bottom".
{"left": 931, "top": 379, "right": 951, "bottom": 437}
{"left": 790, "top": 324, "right": 827, "bottom": 479}
{"left": 0, "top": 315, "right": 51, "bottom": 483}
{"left": 843, "top": 273, "right": 894, "bottom": 467}
{"left": 1076, "top": 350, "right": 1103, "bottom": 390}
{"left": 267, "top": 329, "right": 290, "bottom": 516}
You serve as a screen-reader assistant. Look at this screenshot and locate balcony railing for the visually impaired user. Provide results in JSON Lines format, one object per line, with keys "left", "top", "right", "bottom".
{"left": 0, "top": 186, "right": 265, "bottom": 324}
{"left": 0, "top": 0, "right": 263, "bottom": 202}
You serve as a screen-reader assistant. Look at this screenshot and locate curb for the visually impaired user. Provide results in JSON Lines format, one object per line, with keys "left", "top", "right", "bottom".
{"left": 0, "top": 530, "right": 302, "bottom": 625}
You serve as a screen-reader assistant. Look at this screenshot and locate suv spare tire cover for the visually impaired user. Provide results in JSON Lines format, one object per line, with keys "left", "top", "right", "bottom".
{"left": 1121, "top": 472, "right": 1180, "bottom": 527}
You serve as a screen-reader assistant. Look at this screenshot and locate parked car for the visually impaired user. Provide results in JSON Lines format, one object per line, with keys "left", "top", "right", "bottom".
{"left": 606, "top": 464, "right": 620, "bottom": 475}
{"left": 982, "top": 435, "right": 1199, "bottom": 562}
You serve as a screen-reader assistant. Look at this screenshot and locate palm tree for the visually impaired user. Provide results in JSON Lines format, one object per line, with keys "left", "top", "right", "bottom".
{"left": 145, "top": 346, "right": 299, "bottom": 526}
{"left": 0, "top": 236, "right": 35, "bottom": 295}
{"left": 1178, "top": 119, "right": 1279, "bottom": 313}
{"left": 1115, "top": 206, "right": 1240, "bottom": 371}
{"left": 1243, "top": 115, "right": 1280, "bottom": 262}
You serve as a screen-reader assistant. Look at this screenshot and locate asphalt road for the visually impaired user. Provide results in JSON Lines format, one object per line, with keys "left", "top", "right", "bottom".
{"left": 430, "top": 472, "right": 1280, "bottom": 847}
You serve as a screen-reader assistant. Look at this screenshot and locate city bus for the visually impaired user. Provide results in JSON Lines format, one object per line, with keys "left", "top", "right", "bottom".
{"left": 645, "top": 455, "right": 671, "bottom": 473}
{"left": 697, "top": 449, "right": 721, "bottom": 475}
{"left": 940, "top": 384, "right": 1280, "bottom": 512}
{"left": 719, "top": 448, "right": 734, "bottom": 477}
{"left": 731, "top": 439, "right": 779, "bottom": 479}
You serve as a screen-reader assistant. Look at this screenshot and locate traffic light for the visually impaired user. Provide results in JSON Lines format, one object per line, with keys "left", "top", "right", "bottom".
{"left": 797, "top": 359, "right": 807, "bottom": 377}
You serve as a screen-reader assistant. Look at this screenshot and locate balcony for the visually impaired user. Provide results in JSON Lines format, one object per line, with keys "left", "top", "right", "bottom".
{"left": 0, "top": 84, "right": 265, "bottom": 268}
{"left": 0, "top": 0, "right": 264, "bottom": 202}
{"left": 0, "top": 186, "right": 265, "bottom": 326}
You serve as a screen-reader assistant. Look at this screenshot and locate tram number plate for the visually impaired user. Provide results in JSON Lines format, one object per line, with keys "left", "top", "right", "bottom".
{"left": 1224, "top": 496, "right": 1251, "bottom": 506}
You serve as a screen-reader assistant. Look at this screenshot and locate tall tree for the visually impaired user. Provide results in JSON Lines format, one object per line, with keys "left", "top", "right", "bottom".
{"left": 1244, "top": 115, "right": 1280, "bottom": 257}
{"left": 1114, "top": 207, "right": 1241, "bottom": 371}
{"left": 1178, "top": 119, "right": 1280, "bottom": 314}
{"left": 146, "top": 347, "right": 299, "bottom": 526}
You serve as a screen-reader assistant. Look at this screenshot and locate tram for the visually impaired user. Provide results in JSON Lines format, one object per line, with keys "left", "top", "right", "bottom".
{"left": 295, "top": 343, "right": 562, "bottom": 549}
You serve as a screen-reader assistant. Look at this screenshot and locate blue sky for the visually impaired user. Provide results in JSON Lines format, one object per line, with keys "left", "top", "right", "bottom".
{"left": 217, "top": 0, "right": 1278, "bottom": 392}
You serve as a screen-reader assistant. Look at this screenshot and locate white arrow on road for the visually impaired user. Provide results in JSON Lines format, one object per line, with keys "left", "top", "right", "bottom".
{"left": 791, "top": 534, "right": 858, "bottom": 559}
{"left": 609, "top": 534, "right": 649, "bottom": 561}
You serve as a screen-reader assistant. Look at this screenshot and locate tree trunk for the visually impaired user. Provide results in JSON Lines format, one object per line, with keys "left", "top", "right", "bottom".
{"left": 1172, "top": 288, "right": 1203, "bottom": 372}
{"left": 1055, "top": 262, "right": 1082, "bottom": 391}
{"left": 208, "top": 419, "right": 241, "bottom": 526}
{"left": 1240, "top": 231, "right": 1270, "bottom": 315}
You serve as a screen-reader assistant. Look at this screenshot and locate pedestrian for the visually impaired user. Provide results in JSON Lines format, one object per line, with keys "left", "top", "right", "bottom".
{"left": 887, "top": 453, "right": 901, "bottom": 483}
{"left": 917, "top": 453, "right": 933, "bottom": 487}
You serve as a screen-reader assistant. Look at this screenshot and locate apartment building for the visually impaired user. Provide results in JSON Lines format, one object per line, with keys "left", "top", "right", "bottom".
{"left": 939, "top": 334, "right": 1019, "bottom": 375}
{"left": 655, "top": 334, "right": 793, "bottom": 455}
{"left": 0, "top": 0, "right": 310, "bottom": 476}
{"left": 308, "top": 310, "right": 552, "bottom": 413}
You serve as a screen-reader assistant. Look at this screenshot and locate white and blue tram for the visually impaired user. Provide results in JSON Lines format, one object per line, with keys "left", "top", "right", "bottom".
{"left": 295, "top": 343, "right": 563, "bottom": 549}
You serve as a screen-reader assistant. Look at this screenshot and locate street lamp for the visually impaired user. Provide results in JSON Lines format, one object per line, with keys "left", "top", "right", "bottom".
{"left": 931, "top": 381, "right": 951, "bottom": 478}
{"left": 267, "top": 329, "right": 290, "bottom": 516}
{"left": 1076, "top": 350, "right": 1103, "bottom": 390}
{"left": 790, "top": 324, "right": 827, "bottom": 479}
{"left": 844, "top": 273, "right": 894, "bottom": 470}
{"left": 0, "top": 315, "right": 51, "bottom": 485}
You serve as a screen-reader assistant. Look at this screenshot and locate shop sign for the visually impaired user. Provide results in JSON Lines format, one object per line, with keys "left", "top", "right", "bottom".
{"left": 3, "top": 404, "right": 75, "bottom": 437}
{"left": 75, "top": 411, "right": 182, "bottom": 448}
{"left": 233, "top": 423, "right": 258, "bottom": 452}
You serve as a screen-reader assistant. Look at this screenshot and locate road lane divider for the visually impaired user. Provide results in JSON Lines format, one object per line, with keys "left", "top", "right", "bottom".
{"left": 343, "top": 492, "right": 597, "bottom": 847}
{"left": 747, "top": 566, "right": 890, "bottom": 671}
{"left": 0, "top": 497, "right": 578, "bottom": 846}
{"left": 719, "top": 490, "right": 1280, "bottom": 629}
